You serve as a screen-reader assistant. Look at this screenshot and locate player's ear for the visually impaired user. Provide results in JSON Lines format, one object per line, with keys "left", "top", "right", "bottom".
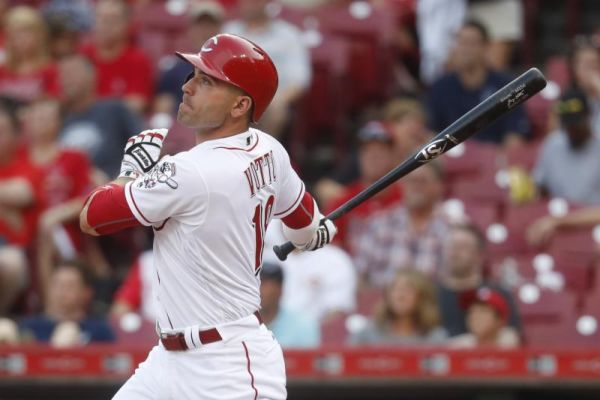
{"left": 230, "top": 95, "right": 253, "bottom": 120}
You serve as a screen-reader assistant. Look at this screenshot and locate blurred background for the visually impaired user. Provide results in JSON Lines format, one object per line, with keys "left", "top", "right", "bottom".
{"left": 0, "top": 0, "right": 600, "bottom": 399}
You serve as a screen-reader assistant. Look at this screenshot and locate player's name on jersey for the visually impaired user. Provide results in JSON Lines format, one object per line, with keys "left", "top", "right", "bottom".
{"left": 244, "top": 150, "right": 277, "bottom": 197}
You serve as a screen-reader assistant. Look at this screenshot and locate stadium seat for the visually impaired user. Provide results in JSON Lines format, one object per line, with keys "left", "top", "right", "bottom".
{"left": 504, "top": 141, "right": 542, "bottom": 171}
{"left": 290, "top": 35, "right": 351, "bottom": 161}
{"left": 356, "top": 287, "right": 383, "bottom": 316}
{"left": 462, "top": 200, "right": 500, "bottom": 232}
{"left": 442, "top": 142, "right": 499, "bottom": 182}
{"left": 109, "top": 316, "right": 158, "bottom": 349}
{"left": 548, "top": 229, "right": 599, "bottom": 269}
{"left": 314, "top": 3, "right": 397, "bottom": 110}
{"left": 320, "top": 313, "right": 349, "bottom": 345}
{"left": 516, "top": 287, "right": 577, "bottom": 325}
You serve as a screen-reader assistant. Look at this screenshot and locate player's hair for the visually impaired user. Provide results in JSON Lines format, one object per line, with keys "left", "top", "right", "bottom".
{"left": 462, "top": 19, "right": 490, "bottom": 43}
{"left": 451, "top": 222, "right": 486, "bottom": 251}
{"left": 53, "top": 260, "right": 95, "bottom": 288}
{"left": 373, "top": 269, "right": 441, "bottom": 335}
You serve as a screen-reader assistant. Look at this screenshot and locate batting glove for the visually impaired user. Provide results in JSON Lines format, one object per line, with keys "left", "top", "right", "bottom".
{"left": 300, "top": 218, "right": 337, "bottom": 251}
{"left": 119, "top": 129, "right": 169, "bottom": 179}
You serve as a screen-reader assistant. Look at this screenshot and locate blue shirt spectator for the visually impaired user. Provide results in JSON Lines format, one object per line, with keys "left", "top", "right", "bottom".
{"left": 19, "top": 261, "right": 115, "bottom": 347}
{"left": 268, "top": 306, "right": 320, "bottom": 349}
{"left": 533, "top": 88, "right": 600, "bottom": 205}
{"left": 20, "top": 315, "right": 115, "bottom": 343}
{"left": 260, "top": 261, "right": 320, "bottom": 348}
{"left": 427, "top": 20, "right": 529, "bottom": 144}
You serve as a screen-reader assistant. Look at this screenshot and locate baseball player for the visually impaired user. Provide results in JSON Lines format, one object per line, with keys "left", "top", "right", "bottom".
{"left": 79, "top": 34, "right": 337, "bottom": 399}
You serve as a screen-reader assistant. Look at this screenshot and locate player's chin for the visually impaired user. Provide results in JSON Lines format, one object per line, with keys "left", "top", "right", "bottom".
{"left": 176, "top": 106, "right": 193, "bottom": 125}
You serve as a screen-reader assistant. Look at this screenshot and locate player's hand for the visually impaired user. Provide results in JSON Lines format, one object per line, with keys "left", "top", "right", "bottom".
{"left": 299, "top": 217, "right": 337, "bottom": 251}
{"left": 119, "top": 129, "right": 169, "bottom": 179}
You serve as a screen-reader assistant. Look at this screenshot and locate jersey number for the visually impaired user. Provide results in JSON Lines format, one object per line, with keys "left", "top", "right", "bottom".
{"left": 252, "top": 195, "right": 275, "bottom": 274}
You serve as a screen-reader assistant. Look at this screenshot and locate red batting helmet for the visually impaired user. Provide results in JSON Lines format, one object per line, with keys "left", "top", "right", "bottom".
{"left": 176, "top": 34, "right": 278, "bottom": 122}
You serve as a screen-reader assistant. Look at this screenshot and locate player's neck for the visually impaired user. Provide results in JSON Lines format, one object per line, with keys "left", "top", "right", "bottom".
{"left": 194, "top": 120, "right": 250, "bottom": 144}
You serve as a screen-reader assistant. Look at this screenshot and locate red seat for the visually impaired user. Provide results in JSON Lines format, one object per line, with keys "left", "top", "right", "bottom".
{"left": 548, "top": 229, "right": 599, "bottom": 268}
{"left": 314, "top": 4, "right": 397, "bottom": 110}
{"left": 109, "top": 316, "right": 158, "bottom": 349}
{"left": 504, "top": 141, "right": 542, "bottom": 171}
{"left": 515, "top": 287, "right": 577, "bottom": 324}
{"left": 522, "top": 314, "right": 600, "bottom": 347}
{"left": 320, "top": 313, "right": 349, "bottom": 345}
{"left": 356, "top": 288, "right": 383, "bottom": 316}
{"left": 462, "top": 200, "right": 500, "bottom": 232}
{"left": 290, "top": 35, "right": 351, "bottom": 161}
{"left": 442, "top": 141, "right": 498, "bottom": 182}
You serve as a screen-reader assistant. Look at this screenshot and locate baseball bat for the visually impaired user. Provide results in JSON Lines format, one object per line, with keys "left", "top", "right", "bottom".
{"left": 273, "top": 67, "right": 547, "bottom": 261}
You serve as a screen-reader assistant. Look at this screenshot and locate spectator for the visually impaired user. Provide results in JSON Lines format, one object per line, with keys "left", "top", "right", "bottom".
{"left": 19, "top": 261, "right": 115, "bottom": 347}
{"left": 449, "top": 287, "right": 521, "bottom": 348}
{"left": 153, "top": 0, "right": 224, "bottom": 117}
{"left": 354, "top": 162, "right": 448, "bottom": 287}
{"left": 0, "top": 6, "right": 59, "bottom": 103}
{"left": 437, "top": 224, "right": 521, "bottom": 337}
{"left": 468, "top": 0, "right": 524, "bottom": 71}
{"left": 532, "top": 88, "right": 600, "bottom": 205}
{"left": 223, "top": 0, "right": 311, "bottom": 138}
{"left": 350, "top": 269, "right": 447, "bottom": 345}
{"left": 58, "top": 54, "right": 142, "bottom": 179}
{"left": 260, "top": 261, "right": 320, "bottom": 348}
{"left": 22, "top": 98, "right": 92, "bottom": 296}
{"left": 42, "top": 0, "right": 93, "bottom": 59}
{"left": 264, "top": 220, "right": 357, "bottom": 322}
{"left": 569, "top": 37, "right": 600, "bottom": 135}
{"left": 0, "top": 99, "right": 42, "bottom": 314}
{"left": 428, "top": 20, "right": 530, "bottom": 146}
{"left": 323, "top": 121, "right": 403, "bottom": 253}
{"left": 82, "top": 0, "right": 153, "bottom": 114}
{"left": 111, "top": 249, "right": 156, "bottom": 322}
{"left": 382, "top": 97, "right": 431, "bottom": 162}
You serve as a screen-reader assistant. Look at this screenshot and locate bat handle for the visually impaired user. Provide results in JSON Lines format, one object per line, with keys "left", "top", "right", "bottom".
{"left": 273, "top": 241, "right": 295, "bottom": 261}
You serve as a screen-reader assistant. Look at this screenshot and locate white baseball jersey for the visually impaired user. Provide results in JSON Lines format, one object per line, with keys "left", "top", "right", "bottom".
{"left": 124, "top": 128, "right": 305, "bottom": 330}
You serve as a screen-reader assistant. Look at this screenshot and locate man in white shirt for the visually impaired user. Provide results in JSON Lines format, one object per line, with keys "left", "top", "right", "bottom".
{"left": 80, "top": 34, "right": 336, "bottom": 400}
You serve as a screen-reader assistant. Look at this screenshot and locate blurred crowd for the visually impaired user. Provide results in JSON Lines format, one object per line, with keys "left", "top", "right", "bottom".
{"left": 0, "top": 0, "right": 599, "bottom": 351}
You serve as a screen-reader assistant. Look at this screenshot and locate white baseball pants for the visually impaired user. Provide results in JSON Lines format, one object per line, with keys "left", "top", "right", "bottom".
{"left": 112, "top": 316, "right": 287, "bottom": 400}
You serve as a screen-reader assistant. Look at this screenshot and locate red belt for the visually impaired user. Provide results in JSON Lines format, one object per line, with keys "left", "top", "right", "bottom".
{"left": 160, "top": 311, "right": 263, "bottom": 351}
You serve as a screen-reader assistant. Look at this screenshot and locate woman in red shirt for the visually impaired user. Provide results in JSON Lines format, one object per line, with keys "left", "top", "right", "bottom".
{"left": 22, "top": 98, "right": 92, "bottom": 297}
{"left": 0, "top": 6, "right": 59, "bottom": 103}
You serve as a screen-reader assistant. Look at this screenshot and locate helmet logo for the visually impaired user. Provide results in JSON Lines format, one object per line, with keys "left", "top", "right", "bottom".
{"left": 201, "top": 36, "right": 218, "bottom": 53}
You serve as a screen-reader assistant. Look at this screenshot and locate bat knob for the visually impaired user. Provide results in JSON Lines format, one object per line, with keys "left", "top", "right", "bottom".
{"left": 273, "top": 242, "right": 295, "bottom": 261}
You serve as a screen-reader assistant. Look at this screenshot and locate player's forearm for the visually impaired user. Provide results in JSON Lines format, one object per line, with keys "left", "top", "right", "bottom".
{"left": 80, "top": 178, "right": 140, "bottom": 236}
{"left": 281, "top": 192, "right": 319, "bottom": 246}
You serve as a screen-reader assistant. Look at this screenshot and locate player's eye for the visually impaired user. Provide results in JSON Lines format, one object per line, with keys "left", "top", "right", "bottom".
{"left": 201, "top": 76, "right": 211, "bottom": 85}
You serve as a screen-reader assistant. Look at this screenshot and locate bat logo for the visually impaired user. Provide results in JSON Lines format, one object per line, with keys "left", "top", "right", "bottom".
{"left": 415, "top": 135, "right": 456, "bottom": 162}
{"left": 201, "top": 36, "right": 218, "bottom": 53}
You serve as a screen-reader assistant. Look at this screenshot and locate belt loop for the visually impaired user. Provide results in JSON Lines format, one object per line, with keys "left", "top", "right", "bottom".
{"left": 184, "top": 326, "right": 197, "bottom": 349}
